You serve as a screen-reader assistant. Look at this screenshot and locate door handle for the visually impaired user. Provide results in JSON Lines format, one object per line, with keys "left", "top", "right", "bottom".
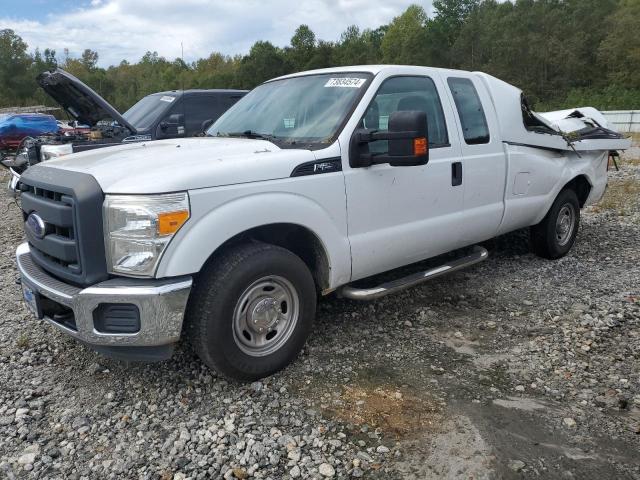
{"left": 452, "top": 162, "right": 463, "bottom": 186}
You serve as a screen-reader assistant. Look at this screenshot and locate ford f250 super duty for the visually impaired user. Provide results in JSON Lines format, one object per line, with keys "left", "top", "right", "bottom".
{"left": 15, "top": 65, "right": 630, "bottom": 380}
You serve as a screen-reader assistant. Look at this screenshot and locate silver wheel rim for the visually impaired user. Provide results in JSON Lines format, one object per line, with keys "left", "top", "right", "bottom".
{"left": 555, "top": 203, "right": 576, "bottom": 246}
{"left": 232, "top": 275, "right": 300, "bottom": 357}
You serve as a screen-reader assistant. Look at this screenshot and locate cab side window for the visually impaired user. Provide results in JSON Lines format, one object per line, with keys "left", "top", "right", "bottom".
{"left": 447, "top": 77, "right": 490, "bottom": 145}
{"left": 184, "top": 96, "right": 224, "bottom": 135}
{"left": 361, "top": 76, "right": 449, "bottom": 154}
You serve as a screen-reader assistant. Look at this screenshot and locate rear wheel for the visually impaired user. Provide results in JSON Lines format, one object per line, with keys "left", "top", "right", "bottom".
{"left": 530, "top": 188, "right": 580, "bottom": 259}
{"left": 186, "top": 242, "right": 316, "bottom": 381}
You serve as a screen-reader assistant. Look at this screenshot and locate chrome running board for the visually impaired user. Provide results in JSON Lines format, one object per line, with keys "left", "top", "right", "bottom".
{"left": 338, "top": 246, "right": 488, "bottom": 301}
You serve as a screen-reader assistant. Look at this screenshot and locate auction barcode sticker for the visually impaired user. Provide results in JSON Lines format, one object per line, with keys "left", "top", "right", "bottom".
{"left": 324, "top": 77, "right": 367, "bottom": 88}
{"left": 160, "top": 95, "right": 176, "bottom": 102}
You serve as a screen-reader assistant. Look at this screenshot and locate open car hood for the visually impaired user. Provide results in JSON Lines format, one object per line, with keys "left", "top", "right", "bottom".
{"left": 37, "top": 68, "right": 137, "bottom": 133}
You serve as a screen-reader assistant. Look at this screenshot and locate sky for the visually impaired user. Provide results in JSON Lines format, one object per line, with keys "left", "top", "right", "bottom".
{"left": 0, "top": 0, "right": 433, "bottom": 67}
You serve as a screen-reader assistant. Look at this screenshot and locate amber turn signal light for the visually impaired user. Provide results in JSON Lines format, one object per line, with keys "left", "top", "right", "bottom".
{"left": 413, "top": 137, "right": 428, "bottom": 156}
{"left": 158, "top": 210, "right": 189, "bottom": 236}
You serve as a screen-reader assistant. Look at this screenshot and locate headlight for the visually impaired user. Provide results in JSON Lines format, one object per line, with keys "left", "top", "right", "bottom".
{"left": 40, "top": 144, "right": 73, "bottom": 162}
{"left": 103, "top": 193, "right": 190, "bottom": 277}
{"left": 14, "top": 145, "right": 30, "bottom": 167}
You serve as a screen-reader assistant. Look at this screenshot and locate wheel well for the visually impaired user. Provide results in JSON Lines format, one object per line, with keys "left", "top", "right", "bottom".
{"left": 564, "top": 175, "right": 591, "bottom": 207}
{"left": 203, "top": 223, "right": 330, "bottom": 291}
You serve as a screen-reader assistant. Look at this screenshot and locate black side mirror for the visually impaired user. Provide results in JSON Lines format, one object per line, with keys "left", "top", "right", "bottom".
{"left": 160, "top": 113, "right": 184, "bottom": 130}
{"left": 349, "top": 110, "right": 429, "bottom": 168}
{"left": 157, "top": 113, "right": 185, "bottom": 138}
{"left": 201, "top": 119, "right": 213, "bottom": 132}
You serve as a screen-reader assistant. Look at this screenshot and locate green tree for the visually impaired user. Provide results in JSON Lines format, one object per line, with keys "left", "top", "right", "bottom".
{"left": 305, "top": 40, "right": 336, "bottom": 70}
{"left": 380, "top": 5, "right": 429, "bottom": 65}
{"left": 452, "top": 0, "right": 622, "bottom": 105}
{"left": 81, "top": 49, "right": 99, "bottom": 69}
{"left": 236, "top": 41, "right": 290, "bottom": 89}
{"left": 0, "top": 29, "right": 33, "bottom": 105}
{"left": 335, "top": 26, "right": 365, "bottom": 65}
{"left": 598, "top": 0, "right": 640, "bottom": 89}
{"left": 28, "top": 47, "right": 59, "bottom": 106}
{"left": 288, "top": 25, "right": 316, "bottom": 70}
{"left": 427, "top": 0, "right": 479, "bottom": 67}
{"left": 193, "top": 52, "right": 240, "bottom": 89}
{"left": 334, "top": 25, "right": 383, "bottom": 65}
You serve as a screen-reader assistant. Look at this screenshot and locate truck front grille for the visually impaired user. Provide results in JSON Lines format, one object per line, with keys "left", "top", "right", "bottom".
{"left": 22, "top": 185, "right": 80, "bottom": 274}
{"left": 20, "top": 166, "right": 108, "bottom": 286}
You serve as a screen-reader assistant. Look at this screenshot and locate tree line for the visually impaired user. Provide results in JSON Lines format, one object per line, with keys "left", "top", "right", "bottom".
{"left": 1, "top": 0, "right": 638, "bottom": 114}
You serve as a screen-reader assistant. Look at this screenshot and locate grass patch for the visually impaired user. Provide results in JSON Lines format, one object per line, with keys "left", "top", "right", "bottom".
{"left": 16, "top": 333, "right": 30, "bottom": 349}
{"left": 592, "top": 178, "right": 640, "bottom": 217}
{"left": 292, "top": 363, "right": 445, "bottom": 439}
{"left": 323, "top": 384, "right": 443, "bottom": 438}
{"left": 621, "top": 156, "right": 640, "bottom": 167}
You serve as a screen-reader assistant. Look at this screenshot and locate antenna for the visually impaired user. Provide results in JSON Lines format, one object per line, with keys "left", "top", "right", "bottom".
{"left": 181, "top": 41, "right": 186, "bottom": 136}
{"left": 181, "top": 41, "right": 185, "bottom": 93}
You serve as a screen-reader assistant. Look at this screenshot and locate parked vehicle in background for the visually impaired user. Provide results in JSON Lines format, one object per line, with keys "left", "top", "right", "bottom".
{"left": 15, "top": 65, "right": 630, "bottom": 381}
{"left": 38, "top": 68, "right": 247, "bottom": 149}
{"left": 0, "top": 113, "right": 58, "bottom": 151}
{"left": 2, "top": 68, "right": 247, "bottom": 189}
{"left": 56, "top": 120, "right": 91, "bottom": 136}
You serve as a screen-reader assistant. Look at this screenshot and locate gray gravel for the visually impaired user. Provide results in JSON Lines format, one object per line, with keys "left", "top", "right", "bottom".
{"left": 0, "top": 146, "right": 638, "bottom": 479}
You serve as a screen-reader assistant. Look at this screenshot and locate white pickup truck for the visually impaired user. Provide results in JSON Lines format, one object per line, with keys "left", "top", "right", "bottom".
{"left": 15, "top": 65, "right": 630, "bottom": 380}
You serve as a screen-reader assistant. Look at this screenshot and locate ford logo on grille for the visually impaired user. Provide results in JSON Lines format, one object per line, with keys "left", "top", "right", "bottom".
{"left": 26, "top": 213, "right": 46, "bottom": 239}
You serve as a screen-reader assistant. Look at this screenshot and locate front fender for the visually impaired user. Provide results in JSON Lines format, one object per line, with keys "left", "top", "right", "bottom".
{"left": 156, "top": 188, "right": 351, "bottom": 289}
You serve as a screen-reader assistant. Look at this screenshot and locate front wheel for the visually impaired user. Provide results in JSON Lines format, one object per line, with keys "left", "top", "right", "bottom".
{"left": 186, "top": 242, "right": 317, "bottom": 381}
{"left": 530, "top": 188, "right": 580, "bottom": 259}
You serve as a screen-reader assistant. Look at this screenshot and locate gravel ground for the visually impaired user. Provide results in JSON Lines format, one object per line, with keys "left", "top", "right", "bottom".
{"left": 0, "top": 146, "right": 638, "bottom": 480}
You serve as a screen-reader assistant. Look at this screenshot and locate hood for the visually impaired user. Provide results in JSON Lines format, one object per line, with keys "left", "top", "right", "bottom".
{"left": 37, "top": 68, "right": 137, "bottom": 133}
{"left": 36, "top": 137, "right": 317, "bottom": 193}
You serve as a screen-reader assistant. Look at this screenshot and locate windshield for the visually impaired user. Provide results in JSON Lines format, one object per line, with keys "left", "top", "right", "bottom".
{"left": 123, "top": 93, "right": 178, "bottom": 130}
{"left": 207, "top": 73, "right": 372, "bottom": 146}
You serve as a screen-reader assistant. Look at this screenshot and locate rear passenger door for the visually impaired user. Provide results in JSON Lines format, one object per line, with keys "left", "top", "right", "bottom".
{"left": 344, "top": 74, "right": 466, "bottom": 281}
{"left": 445, "top": 76, "right": 506, "bottom": 243}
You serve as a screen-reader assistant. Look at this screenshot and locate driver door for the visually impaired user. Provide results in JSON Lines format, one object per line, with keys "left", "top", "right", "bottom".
{"left": 343, "top": 74, "right": 465, "bottom": 281}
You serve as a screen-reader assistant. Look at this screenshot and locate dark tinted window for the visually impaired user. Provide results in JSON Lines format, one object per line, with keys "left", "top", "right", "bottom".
{"left": 183, "top": 95, "right": 225, "bottom": 135}
{"left": 361, "top": 76, "right": 448, "bottom": 154}
{"left": 447, "top": 77, "right": 490, "bottom": 145}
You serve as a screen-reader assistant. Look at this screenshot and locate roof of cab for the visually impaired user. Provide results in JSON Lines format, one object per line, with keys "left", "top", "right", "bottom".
{"left": 273, "top": 64, "right": 476, "bottom": 81}
{"left": 149, "top": 89, "right": 248, "bottom": 96}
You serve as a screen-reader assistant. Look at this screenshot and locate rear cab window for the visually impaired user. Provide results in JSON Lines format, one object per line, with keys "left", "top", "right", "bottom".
{"left": 447, "top": 77, "right": 490, "bottom": 145}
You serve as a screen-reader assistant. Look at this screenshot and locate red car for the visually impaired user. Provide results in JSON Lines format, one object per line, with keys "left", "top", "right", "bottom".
{"left": 0, "top": 113, "right": 59, "bottom": 151}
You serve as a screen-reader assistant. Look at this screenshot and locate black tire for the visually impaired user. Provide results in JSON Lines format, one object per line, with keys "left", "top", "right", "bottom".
{"left": 530, "top": 188, "right": 580, "bottom": 259}
{"left": 185, "top": 242, "right": 316, "bottom": 381}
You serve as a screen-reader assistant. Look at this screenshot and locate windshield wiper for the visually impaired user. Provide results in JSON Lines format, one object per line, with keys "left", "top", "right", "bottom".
{"left": 220, "top": 130, "right": 277, "bottom": 141}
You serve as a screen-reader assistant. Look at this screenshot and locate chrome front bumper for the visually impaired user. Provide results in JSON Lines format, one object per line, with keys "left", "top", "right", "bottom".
{"left": 16, "top": 242, "right": 192, "bottom": 356}
{"left": 7, "top": 167, "right": 20, "bottom": 193}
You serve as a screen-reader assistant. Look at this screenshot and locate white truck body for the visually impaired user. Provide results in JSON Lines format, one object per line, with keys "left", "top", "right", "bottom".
{"left": 44, "top": 65, "right": 626, "bottom": 285}
{"left": 15, "top": 65, "right": 630, "bottom": 377}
